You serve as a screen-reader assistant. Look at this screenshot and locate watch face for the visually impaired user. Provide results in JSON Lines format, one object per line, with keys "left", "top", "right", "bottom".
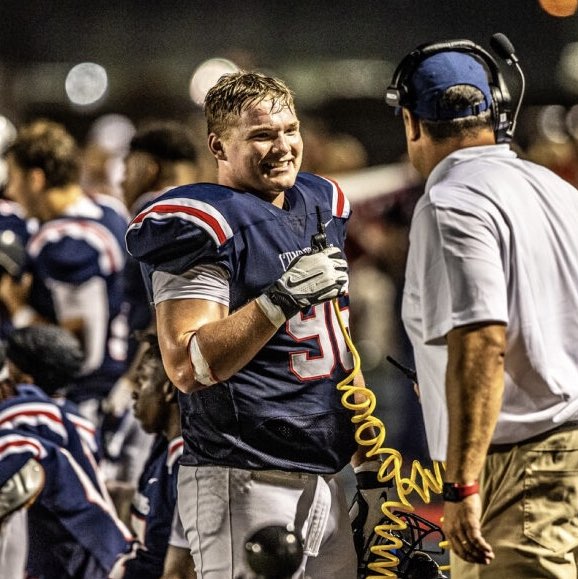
{"left": 442, "top": 485, "right": 459, "bottom": 502}
{"left": 442, "top": 481, "right": 479, "bottom": 502}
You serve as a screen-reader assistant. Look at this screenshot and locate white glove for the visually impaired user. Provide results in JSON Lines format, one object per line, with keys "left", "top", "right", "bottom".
{"left": 256, "top": 247, "right": 348, "bottom": 327}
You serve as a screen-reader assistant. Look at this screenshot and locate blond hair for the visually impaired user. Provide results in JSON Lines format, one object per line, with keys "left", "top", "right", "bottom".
{"left": 204, "top": 71, "right": 296, "bottom": 136}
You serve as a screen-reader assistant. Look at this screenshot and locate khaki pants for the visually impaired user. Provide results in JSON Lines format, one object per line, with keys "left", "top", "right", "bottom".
{"left": 451, "top": 426, "right": 578, "bottom": 578}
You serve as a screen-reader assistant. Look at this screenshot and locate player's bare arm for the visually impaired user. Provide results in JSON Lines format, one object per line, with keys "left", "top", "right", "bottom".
{"left": 156, "top": 297, "right": 278, "bottom": 394}
{"left": 157, "top": 246, "right": 348, "bottom": 393}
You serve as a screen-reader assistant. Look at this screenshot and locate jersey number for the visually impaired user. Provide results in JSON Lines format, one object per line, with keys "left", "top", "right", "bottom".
{"left": 286, "top": 301, "right": 353, "bottom": 380}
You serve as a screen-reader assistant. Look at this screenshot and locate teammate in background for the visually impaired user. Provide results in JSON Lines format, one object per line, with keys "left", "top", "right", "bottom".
{"left": 122, "top": 120, "right": 200, "bottom": 216}
{"left": 0, "top": 325, "right": 104, "bottom": 578}
{"left": 2, "top": 120, "right": 129, "bottom": 422}
{"left": 100, "top": 121, "right": 201, "bottom": 515}
{"left": 126, "top": 71, "right": 384, "bottom": 579}
{"left": 0, "top": 324, "right": 120, "bottom": 579}
{"left": 122, "top": 120, "right": 200, "bottom": 357}
{"left": 387, "top": 40, "right": 578, "bottom": 576}
{"left": 110, "top": 332, "right": 194, "bottom": 579}
{"left": 3, "top": 324, "right": 103, "bottom": 465}
{"left": 0, "top": 196, "right": 37, "bottom": 339}
{"left": 0, "top": 428, "right": 132, "bottom": 579}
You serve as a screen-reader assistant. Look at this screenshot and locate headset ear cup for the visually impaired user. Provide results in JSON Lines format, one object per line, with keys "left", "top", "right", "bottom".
{"left": 490, "top": 83, "right": 513, "bottom": 143}
{"left": 490, "top": 85, "right": 502, "bottom": 138}
{"left": 386, "top": 54, "right": 417, "bottom": 108}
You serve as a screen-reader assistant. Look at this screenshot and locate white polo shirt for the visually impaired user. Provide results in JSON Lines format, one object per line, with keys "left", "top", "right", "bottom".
{"left": 403, "top": 144, "right": 578, "bottom": 461}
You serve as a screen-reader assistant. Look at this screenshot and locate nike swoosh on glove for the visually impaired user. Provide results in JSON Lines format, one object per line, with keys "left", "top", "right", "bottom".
{"left": 255, "top": 246, "right": 348, "bottom": 327}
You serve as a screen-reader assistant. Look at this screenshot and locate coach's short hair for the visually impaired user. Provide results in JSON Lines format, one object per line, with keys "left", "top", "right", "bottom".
{"left": 420, "top": 85, "right": 493, "bottom": 141}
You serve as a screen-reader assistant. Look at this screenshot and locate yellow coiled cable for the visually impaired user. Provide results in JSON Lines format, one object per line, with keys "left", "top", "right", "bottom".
{"left": 332, "top": 299, "right": 448, "bottom": 578}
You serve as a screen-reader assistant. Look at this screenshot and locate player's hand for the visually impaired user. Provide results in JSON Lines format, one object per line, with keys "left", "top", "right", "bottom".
{"left": 257, "top": 247, "right": 348, "bottom": 325}
{"left": 443, "top": 494, "right": 494, "bottom": 565}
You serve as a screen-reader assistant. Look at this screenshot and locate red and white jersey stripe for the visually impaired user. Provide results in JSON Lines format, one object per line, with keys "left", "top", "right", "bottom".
{"left": 129, "top": 197, "right": 234, "bottom": 247}
{"left": 166, "top": 436, "right": 184, "bottom": 475}
{"left": 0, "top": 403, "right": 68, "bottom": 443}
{"left": 319, "top": 176, "right": 351, "bottom": 219}
{"left": 28, "top": 219, "right": 125, "bottom": 275}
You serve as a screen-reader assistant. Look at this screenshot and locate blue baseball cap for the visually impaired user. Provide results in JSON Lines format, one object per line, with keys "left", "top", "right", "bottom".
{"left": 408, "top": 52, "right": 492, "bottom": 120}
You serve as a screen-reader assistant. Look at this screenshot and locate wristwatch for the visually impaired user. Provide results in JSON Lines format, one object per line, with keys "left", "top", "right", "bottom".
{"left": 442, "top": 481, "right": 479, "bottom": 502}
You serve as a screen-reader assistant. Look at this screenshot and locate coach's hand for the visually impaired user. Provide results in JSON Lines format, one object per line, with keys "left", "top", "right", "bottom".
{"left": 444, "top": 494, "right": 494, "bottom": 565}
{"left": 256, "top": 247, "right": 348, "bottom": 327}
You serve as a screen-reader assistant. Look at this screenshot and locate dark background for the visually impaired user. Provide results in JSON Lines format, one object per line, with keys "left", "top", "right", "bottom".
{"left": 0, "top": 0, "right": 577, "bottom": 164}
{"left": 2, "top": 1, "right": 576, "bottom": 486}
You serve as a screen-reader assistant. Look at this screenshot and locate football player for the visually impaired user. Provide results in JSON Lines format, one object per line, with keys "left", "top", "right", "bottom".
{"left": 110, "top": 333, "right": 194, "bottom": 579}
{"left": 127, "top": 71, "right": 384, "bottom": 578}
{"left": 3, "top": 120, "right": 129, "bottom": 421}
{"left": 0, "top": 428, "right": 132, "bottom": 578}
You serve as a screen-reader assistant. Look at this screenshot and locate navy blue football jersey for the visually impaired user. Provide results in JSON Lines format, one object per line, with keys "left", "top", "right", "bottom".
{"left": 15, "top": 383, "right": 103, "bottom": 463}
{"left": 126, "top": 173, "right": 358, "bottom": 474}
{"left": 26, "top": 196, "right": 129, "bottom": 402}
{"left": 111, "top": 434, "right": 183, "bottom": 578}
{"left": 124, "top": 189, "right": 170, "bottom": 363}
{"left": 0, "top": 199, "right": 36, "bottom": 338}
{"left": 0, "top": 384, "right": 106, "bottom": 493}
{"left": 0, "top": 198, "right": 34, "bottom": 244}
{"left": 0, "top": 428, "right": 132, "bottom": 579}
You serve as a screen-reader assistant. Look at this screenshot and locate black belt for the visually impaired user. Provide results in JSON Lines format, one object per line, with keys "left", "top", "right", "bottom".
{"left": 488, "top": 420, "right": 578, "bottom": 454}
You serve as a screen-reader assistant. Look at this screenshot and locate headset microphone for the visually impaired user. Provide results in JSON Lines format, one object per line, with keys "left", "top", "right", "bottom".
{"left": 490, "top": 33, "right": 518, "bottom": 64}
{"left": 490, "top": 33, "right": 526, "bottom": 141}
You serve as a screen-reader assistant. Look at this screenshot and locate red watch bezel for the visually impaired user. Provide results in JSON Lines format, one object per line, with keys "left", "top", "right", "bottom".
{"left": 442, "top": 481, "right": 480, "bottom": 502}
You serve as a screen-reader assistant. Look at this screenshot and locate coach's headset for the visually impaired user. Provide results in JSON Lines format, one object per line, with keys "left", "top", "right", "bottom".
{"left": 385, "top": 34, "right": 525, "bottom": 144}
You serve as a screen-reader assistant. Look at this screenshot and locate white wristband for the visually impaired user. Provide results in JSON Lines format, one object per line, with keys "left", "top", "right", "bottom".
{"left": 188, "top": 334, "right": 218, "bottom": 386}
{"left": 254, "top": 293, "right": 286, "bottom": 328}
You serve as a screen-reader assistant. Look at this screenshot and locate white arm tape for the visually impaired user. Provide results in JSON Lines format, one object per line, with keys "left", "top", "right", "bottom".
{"left": 188, "top": 333, "right": 218, "bottom": 386}
{"left": 254, "top": 293, "right": 286, "bottom": 328}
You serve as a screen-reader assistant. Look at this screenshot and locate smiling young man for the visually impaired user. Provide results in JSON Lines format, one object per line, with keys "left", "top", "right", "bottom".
{"left": 125, "top": 71, "right": 378, "bottom": 578}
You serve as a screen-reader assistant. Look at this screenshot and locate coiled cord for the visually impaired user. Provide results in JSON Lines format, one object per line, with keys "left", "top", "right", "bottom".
{"left": 333, "top": 299, "right": 448, "bottom": 578}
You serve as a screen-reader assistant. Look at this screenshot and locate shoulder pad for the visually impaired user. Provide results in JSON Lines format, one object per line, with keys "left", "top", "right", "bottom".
{"left": 126, "top": 183, "right": 235, "bottom": 272}
{"left": 29, "top": 219, "right": 125, "bottom": 279}
{"left": 296, "top": 173, "right": 351, "bottom": 219}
